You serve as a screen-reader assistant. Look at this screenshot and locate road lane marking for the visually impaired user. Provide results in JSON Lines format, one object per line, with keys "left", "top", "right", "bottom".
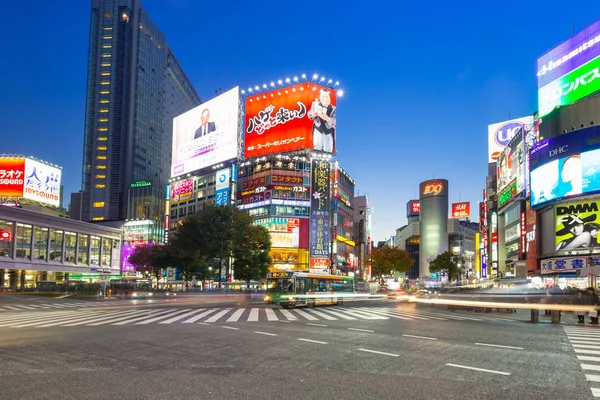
{"left": 316, "top": 309, "right": 357, "bottom": 320}
{"left": 226, "top": 308, "right": 245, "bottom": 322}
{"left": 279, "top": 309, "right": 298, "bottom": 321}
{"left": 222, "top": 326, "right": 239, "bottom": 330}
{"left": 307, "top": 323, "right": 328, "bottom": 327}
{"left": 112, "top": 310, "right": 173, "bottom": 325}
{"left": 279, "top": 320, "right": 290, "bottom": 323}
{"left": 574, "top": 349, "right": 600, "bottom": 355}
{"left": 292, "top": 309, "right": 319, "bottom": 321}
{"left": 255, "top": 331, "right": 277, "bottom": 336}
{"left": 586, "top": 374, "right": 600, "bottom": 382}
{"left": 265, "top": 308, "right": 279, "bottom": 321}
{"left": 248, "top": 308, "right": 259, "bottom": 322}
{"left": 298, "top": 338, "right": 328, "bottom": 345}
{"left": 357, "top": 348, "right": 399, "bottom": 357}
{"left": 305, "top": 309, "right": 338, "bottom": 320}
{"left": 578, "top": 356, "right": 600, "bottom": 362}
{"left": 349, "top": 328, "right": 374, "bottom": 333}
{"left": 403, "top": 334, "right": 437, "bottom": 340}
{"left": 159, "top": 309, "right": 207, "bottom": 324}
{"left": 572, "top": 344, "right": 600, "bottom": 349}
{"left": 475, "top": 343, "right": 523, "bottom": 350}
{"left": 204, "top": 309, "right": 232, "bottom": 323}
{"left": 198, "top": 322, "right": 210, "bottom": 326}
{"left": 136, "top": 309, "right": 193, "bottom": 325}
{"left": 592, "top": 387, "right": 600, "bottom": 397}
{"left": 446, "top": 363, "right": 510, "bottom": 376}
{"left": 182, "top": 309, "right": 218, "bottom": 324}
{"left": 582, "top": 364, "right": 600, "bottom": 371}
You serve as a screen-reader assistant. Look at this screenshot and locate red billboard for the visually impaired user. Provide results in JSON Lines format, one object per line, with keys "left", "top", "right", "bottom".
{"left": 451, "top": 202, "right": 471, "bottom": 218}
{"left": 244, "top": 82, "right": 337, "bottom": 158}
{"left": 0, "top": 158, "right": 26, "bottom": 197}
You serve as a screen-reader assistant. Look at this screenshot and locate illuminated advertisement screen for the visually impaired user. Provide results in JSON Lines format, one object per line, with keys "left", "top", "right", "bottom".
{"left": 0, "top": 157, "right": 25, "bottom": 197}
{"left": 171, "top": 86, "right": 240, "bottom": 178}
{"left": 537, "top": 20, "right": 600, "bottom": 116}
{"left": 22, "top": 158, "right": 62, "bottom": 207}
{"left": 555, "top": 200, "right": 600, "bottom": 252}
{"left": 170, "top": 178, "right": 194, "bottom": 204}
{"left": 497, "top": 132, "right": 525, "bottom": 194}
{"left": 530, "top": 125, "right": 600, "bottom": 207}
{"left": 309, "top": 159, "right": 331, "bottom": 263}
{"left": 451, "top": 202, "right": 471, "bottom": 218}
{"left": 488, "top": 116, "right": 533, "bottom": 163}
{"left": 244, "top": 83, "right": 337, "bottom": 158}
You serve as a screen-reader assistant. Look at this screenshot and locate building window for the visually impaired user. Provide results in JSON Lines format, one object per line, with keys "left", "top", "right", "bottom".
{"left": 101, "top": 44, "right": 112, "bottom": 49}
{"left": 99, "top": 109, "right": 109, "bottom": 113}
{"left": 96, "top": 156, "right": 107, "bottom": 160}
{"left": 49, "top": 229, "right": 63, "bottom": 262}
{"left": 100, "top": 72, "right": 111, "bottom": 76}
{"left": 101, "top": 238, "right": 112, "bottom": 266}
{"left": 16, "top": 223, "right": 32, "bottom": 259}
{"left": 93, "top": 202, "right": 105, "bottom": 208}
{"left": 104, "top": 12, "right": 113, "bottom": 19}
{"left": 95, "top": 184, "right": 106, "bottom": 188}
{"left": 64, "top": 232, "right": 77, "bottom": 263}
{"left": 100, "top": 81, "right": 110, "bottom": 85}
{"left": 97, "top": 146, "right": 107, "bottom": 151}
{"left": 90, "top": 236, "right": 100, "bottom": 265}
{"left": 100, "top": 90, "right": 110, "bottom": 95}
{"left": 101, "top": 63, "right": 111, "bottom": 67}
{"left": 103, "top": 36, "right": 113, "bottom": 40}
{"left": 33, "top": 227, "right": 48, "bottom": 260}
{"left": 99, "top": 99, "right": 109, "bottom": 104}
{"left": 96, "top": 165, "right": 107, "bottom": 170}
{"left": 98, "top": 128, "right": 108, "bottom": 132}
{"left": 97, "top": 137, "right": 108, "bottom": 141}
{"left": 122, "top": 12, "right": 129, "bottom": 22}
{"left": 95, "top": 174, "right": 106, "bottom": 179}
{"left": 99, "top": 118, "right": 108, "bottom": 122}
{"left": 78, "top": 234, "right": 89, "bottom": 264}
{"left": 101, "top": 53, "right": 111, "bottom": 58}
{"left": 0, "top": 219, "right": 14, "bottom": 257}
{"left": 92, "top": 217, "right": 104, "bottom": 221}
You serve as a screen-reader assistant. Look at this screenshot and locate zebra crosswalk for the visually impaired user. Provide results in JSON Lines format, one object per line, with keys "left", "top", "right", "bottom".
{"left": 0, "top": 300, "right": 105, "bottom": 311}
{"left": 0, "top": 305, "right": 520, "bottom": 329}
{"left": 563, "top": 325, "right": 600, "bottom": 398}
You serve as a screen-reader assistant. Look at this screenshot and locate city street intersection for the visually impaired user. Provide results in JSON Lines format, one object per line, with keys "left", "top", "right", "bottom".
{"left": 0, "top": 298, "right": 596, "bottom": 399}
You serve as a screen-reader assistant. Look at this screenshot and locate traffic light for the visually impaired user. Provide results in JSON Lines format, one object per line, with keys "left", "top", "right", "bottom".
{"left": 0, "top": 229, "right": 10, "bottom": 240}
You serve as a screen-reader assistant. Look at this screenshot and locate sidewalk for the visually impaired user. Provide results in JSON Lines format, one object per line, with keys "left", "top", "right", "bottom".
{"left": 438, "top": 305, "right": 597, "bottom": 326}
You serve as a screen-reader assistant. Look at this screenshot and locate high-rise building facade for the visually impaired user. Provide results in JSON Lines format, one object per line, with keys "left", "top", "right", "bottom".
{"left": 81, "top": 0, "right": 200, "bottom": 223}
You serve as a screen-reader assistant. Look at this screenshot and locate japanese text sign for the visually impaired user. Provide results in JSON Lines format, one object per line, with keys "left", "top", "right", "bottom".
{"left": 0, "top": 158, "right": 26, "bottom": 197}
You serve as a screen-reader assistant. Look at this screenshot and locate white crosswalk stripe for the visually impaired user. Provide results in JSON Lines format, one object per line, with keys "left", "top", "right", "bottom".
{"left": 563, "top": 326, "right": 600, "bottom": 397}
{"left": 0, "top": 305, "right": 527, "bottom": 328}
{"left": 0, "top": 300, "right": 105, "bottom": 311}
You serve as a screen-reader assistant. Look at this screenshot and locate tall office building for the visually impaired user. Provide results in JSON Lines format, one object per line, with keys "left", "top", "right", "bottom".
{"left": 80, "top": 0, "right": 200, "bottom": 223}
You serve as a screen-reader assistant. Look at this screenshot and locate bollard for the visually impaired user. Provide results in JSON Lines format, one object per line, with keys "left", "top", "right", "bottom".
{"left": 551, "top": 310, "right": 561, "bottom": 324}
{"left": 531, "top": 309, "right": 539, "bottom": 322}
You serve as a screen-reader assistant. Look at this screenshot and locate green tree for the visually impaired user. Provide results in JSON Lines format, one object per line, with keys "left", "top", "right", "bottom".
{"left": 128, "top": 245, "right": 154, "bottom": 277}
{"left": 128, "top": 244, "right": 176, "bottom": 288}
{"left": 233, "top": 225, "right": 272, "bottom": 285}
{"left": 429, "top": 251, "right": 464, "bottom": 281}
{"left": 370, "top": 247, "right": 413, "bottom": 280}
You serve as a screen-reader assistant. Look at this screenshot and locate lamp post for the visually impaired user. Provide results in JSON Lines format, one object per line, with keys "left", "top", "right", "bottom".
{"left": 208, "top": 266, "right": 213, "bottom": 290}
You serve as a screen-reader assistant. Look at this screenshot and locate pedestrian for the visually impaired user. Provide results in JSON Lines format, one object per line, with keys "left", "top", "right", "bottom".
{"left": 575, "top": 290, "right": 586, "bottom": 324}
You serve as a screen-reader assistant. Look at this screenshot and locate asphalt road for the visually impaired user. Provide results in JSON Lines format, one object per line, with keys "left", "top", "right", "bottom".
{"left": 0, "top": 301, "right": 594, "bottom": 400}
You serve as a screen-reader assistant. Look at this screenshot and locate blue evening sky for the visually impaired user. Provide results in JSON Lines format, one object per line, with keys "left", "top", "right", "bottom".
{"left": 0, "top": 0, "right": 594, "bottom": 242}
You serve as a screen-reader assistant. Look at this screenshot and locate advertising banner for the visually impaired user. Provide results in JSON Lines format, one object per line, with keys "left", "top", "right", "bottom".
{"left": 488, "top": 116, "right": 533, "bottom": 163}
{"left": 498, "top": 181, "right": 518, "bottom": 209}
{"left": 407, "top": 200, "right": 420, "bottom": 217}
{"left": 170, "top": 178, "right": 194, "bottom": 204}
{"left": 215, "top": 168, "right": 230, "bottom": 206}
{"left": 23, "top": 159, "right": 61, "bottom": 207}
{"left": 525, "top": 202, "right": 538, "bottom": 271}
{"left": 240, "top": 176, "right": 266, "bottom": 191}
{"left": 537, "top": 20, "right": 600, "bottom": 89}
{"left": 254, "top": 218, "right": 300, "bottom": 232}
{"left": 497, "top": 132, "right": 525, "bottom": 194}
{"left": 555, "top": 200, "right": 600, "bottom": 252}
{"left": 541, "top": 257, "right": 587, "bottom": 274}
{"left": 309, "top": 159, "right": 331, "bottom": 260}
{"left": 171, "top": 86, "right": 240, "bottom": 178}
{"left": 244, "top": 83, "right": 337, "bottom": 158}
{"left": 451, "top": 202, "right": 470, "bottom": 218}
{"left": 530, "top": 125, "right": 600, "bottom": 207}
{"left": 271, "top": 174, "right": 304, "bottom": 185}
{"left": 0, "top": 157, "right": 25, "bottom": 197}
{"left": 538, "top": 54, "right": 600, "bottom": 117}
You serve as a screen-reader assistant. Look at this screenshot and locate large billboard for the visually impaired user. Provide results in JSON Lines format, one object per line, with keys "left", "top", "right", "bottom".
{"left": 530, "top": 125, "right": 600, "bottom": 207}
{"left": 170, "top": 178, "right": 194, "bottom": 204}
{"left": 497, "top": 132, "right": 525, "bottom": 194}
{"left": 215, "top": 168, "right": 230, "bottom": 206}
{"left": 23, "top": 159, "right": 62, "bottom": 207}
{"left": 488, "top": 116, "right": 533, "bottom": 163}
{"left": 451, "top": 202, "right": 470, "bottom": 219}
{"left": 537, "top": 20, "right": 600, "bottom": 116}
{"left": 171, "top": 86, "right": 240, "bottom": 178}
{"left": 0, "top": 157, "right": 26, "bottom": 197}
{"left": 244, "top": 83, "right": 337, "bottom": 158}
{"left": 309, "top": 159, "right": 331, "bottom": 266}
{"left": 0, "top": 157, "right": 61, "bottom": 207}
{"left": 555, "top": 200, "right": 600, "bottom": 252}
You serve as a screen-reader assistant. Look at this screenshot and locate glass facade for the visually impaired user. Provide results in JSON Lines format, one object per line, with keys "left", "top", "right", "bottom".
{"left": 49, "top": 228, "right": 64, "bottom": 262}
{"left": 82, "top": 0, "right": 200, "bottom": 222}
{"left": 16, "top": 223, "right": 32, "bottom": 259}
{"left": 78, "top": 234, "right": 89, "bottom": 264}
{"left": 0, "top": 220, "right": 13, "bottom": 257}
{"left": 34, "top": 227, "right": 49, "bottom": 260}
